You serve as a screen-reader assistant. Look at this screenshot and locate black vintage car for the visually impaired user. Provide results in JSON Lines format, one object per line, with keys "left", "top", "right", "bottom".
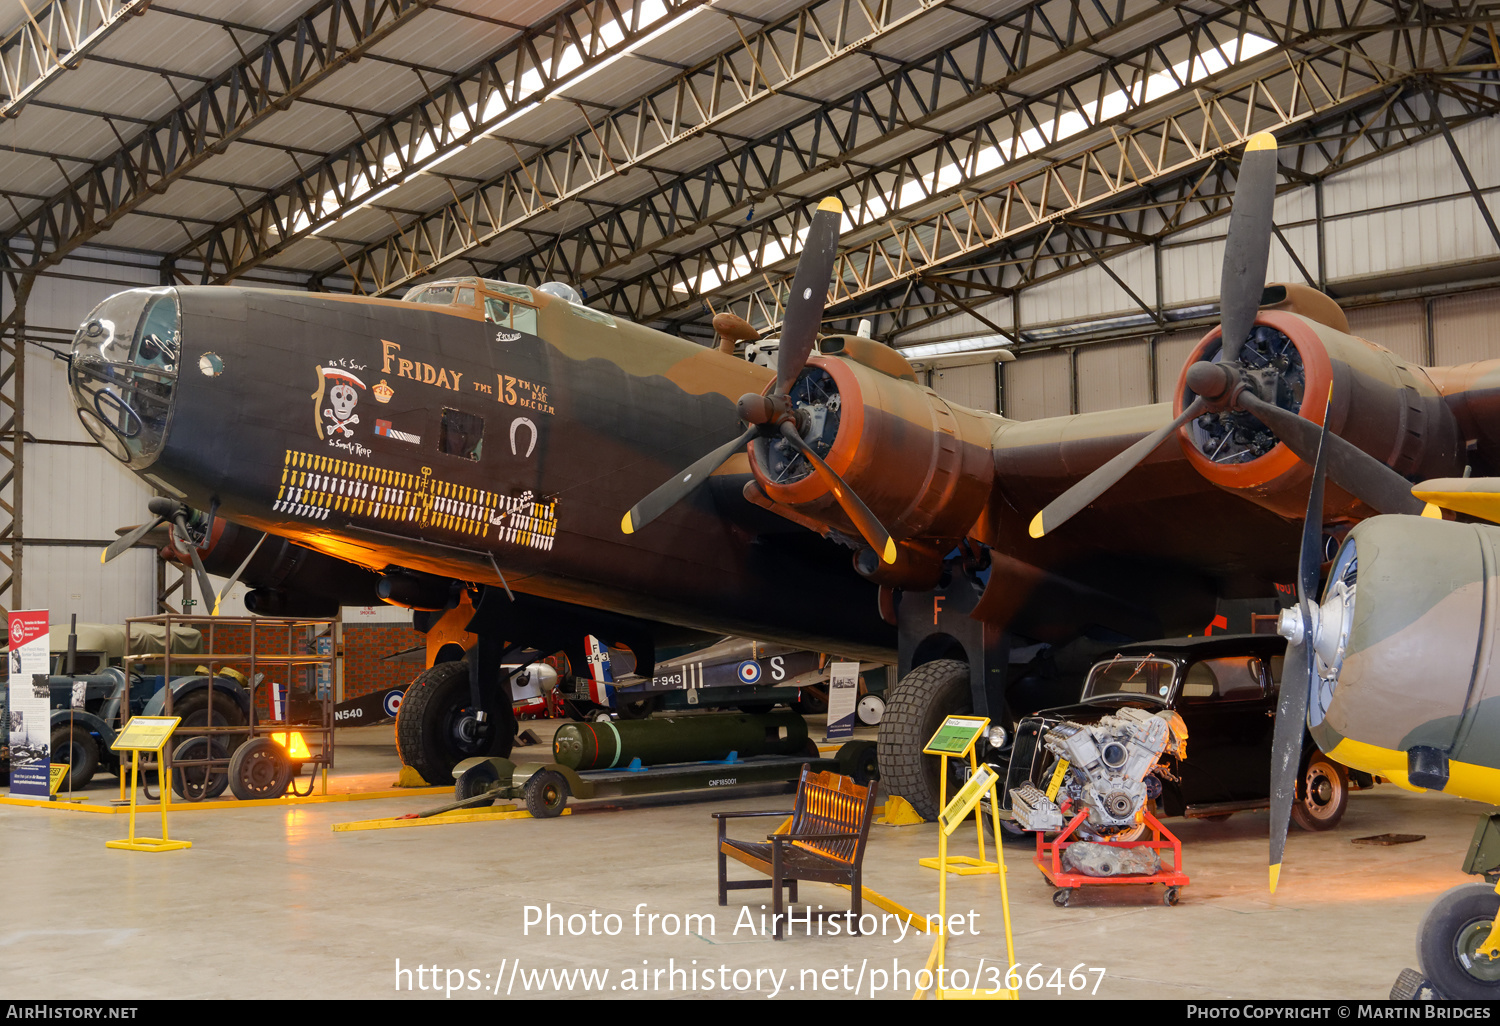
{"left": 1000, "top": 633, "right": 1364, "bottom": 833}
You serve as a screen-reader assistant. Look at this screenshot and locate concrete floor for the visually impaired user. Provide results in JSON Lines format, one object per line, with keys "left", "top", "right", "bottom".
{"left": 1, "top": 716, "right": 1489, "bottom": 1000}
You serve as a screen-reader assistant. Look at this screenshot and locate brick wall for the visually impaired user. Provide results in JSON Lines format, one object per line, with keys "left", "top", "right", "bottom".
{"left": 343, "top": 623, "right": 424, "bottom": 700}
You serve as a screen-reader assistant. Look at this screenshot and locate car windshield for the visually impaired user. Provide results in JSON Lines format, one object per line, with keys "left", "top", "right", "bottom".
{"left": 1082, "top": 655, "right": 1177, "bottom": 702}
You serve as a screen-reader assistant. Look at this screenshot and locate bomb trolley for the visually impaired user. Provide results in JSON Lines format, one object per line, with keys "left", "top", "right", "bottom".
{"left": 443, "top": 711, "right": 878, "bottom": 818}
{"left": 1034, "top": 801, "right": 1189, "bottom": 907}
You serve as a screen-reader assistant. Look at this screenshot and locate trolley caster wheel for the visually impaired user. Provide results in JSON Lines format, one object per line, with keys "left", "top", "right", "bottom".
{"left": 524, "top": 769, "right": 569, "bottom": 819}
{"left": 1164, "top": 886, "right": 1181, "bottom": 907}
{"left": 1052, "top": 888, "right": 1072, "bottom": 907}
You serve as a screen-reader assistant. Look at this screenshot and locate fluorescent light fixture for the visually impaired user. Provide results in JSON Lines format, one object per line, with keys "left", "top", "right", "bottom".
{"left": 900, "top": 333, "right": 1014, "bottom": 360}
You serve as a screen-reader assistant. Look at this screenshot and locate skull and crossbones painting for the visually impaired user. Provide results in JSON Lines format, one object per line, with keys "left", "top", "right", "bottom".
{"left": 312, "top": 367, "right": 366, "bottom": 440}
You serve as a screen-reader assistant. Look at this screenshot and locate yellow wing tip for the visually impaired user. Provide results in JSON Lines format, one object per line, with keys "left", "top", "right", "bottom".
{"left": 1028, "top": 511, "right": 1046, "bottom": 539}
{"left": 882, "top": 538, "right": 897, "bottom": 564}
{"left": 817, "top": 196, "right": 843, "bottom": 214}
{"left": 1246, "top": 131, "right": 1277, "bottom": 152}
{"left": 1269, "top": 863, "right": 1281, "bottom": 893}
{"left": 620, "top": 511, "right": 635, "bottom": 535}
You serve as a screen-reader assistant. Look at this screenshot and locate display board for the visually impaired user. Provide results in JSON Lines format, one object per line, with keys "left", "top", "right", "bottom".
{"left": 7, "top": 610, "right": 52, "bottom": 798}
{"left": 823, "top": 661, "right": 860, "bottom": 740}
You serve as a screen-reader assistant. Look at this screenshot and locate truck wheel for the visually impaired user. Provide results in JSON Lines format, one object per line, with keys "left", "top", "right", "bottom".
{"left": 1291, "top": 753, "right": 1348, "bottom": 831}
{"left": 878, "top": 659, "right": 970, "bottom": 822}
{"left": 227, "top": 736, "right": 292, "bottom": 800}
{"left": 1418, "top": 882, "right": 1500, "bottom": 998}
{"left": 50, "top": 723, "right": 98, "bottom": 790}
{"left": 172, "top": 689, "right": 248, "bottom": 755}
{"left": 396, "top": 662, "right": 513, "bottom": 786}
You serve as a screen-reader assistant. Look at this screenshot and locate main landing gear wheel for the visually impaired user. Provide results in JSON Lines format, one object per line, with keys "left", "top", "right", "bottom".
{"left": 1417, "top": 882, "right": 1500, "bottom": 999}
{"left": 396, "top": 661, "right": 513, "bottom": 786}
{"left": 1291, "top": 753, "right": 1348, "bottom": 831}
{"left": 878, "top": 660, "right": 970, "bottom": 822}
{"left": 525, "top": 769, "right": 569, "bottom": 819}
{"left": 227, "top": 736, "right": 293, "bottom": 800}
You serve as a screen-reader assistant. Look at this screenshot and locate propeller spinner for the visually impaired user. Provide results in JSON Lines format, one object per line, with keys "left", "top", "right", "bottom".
{"left": 1029, "top": 133, "right": 1422, "bottom": 539}
{"left": 622, "top": 197, "right": 896, "bottom": 564}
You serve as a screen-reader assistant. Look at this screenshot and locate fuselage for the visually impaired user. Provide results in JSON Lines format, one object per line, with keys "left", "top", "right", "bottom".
{"left": 68, "top": 282, "right": 895, "bottom": 659}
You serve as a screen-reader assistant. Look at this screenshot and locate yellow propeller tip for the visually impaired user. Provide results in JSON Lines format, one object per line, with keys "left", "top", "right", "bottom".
{"left": 1028, "top": 511, "right": 1046, "bottom": 539}
{"left": 99, "top": 550, "right": 107, "bottom": 564}
{"left": 882, "top": 539, "right": 897, "bottom": 564}
{"left": 1421, "top": 502, "right": 1443, "bottom": 519}
{"left": 1246, "top": 131, "right": 1277, "bottom": 152}
{"left": 817, "top": 196, "right": 843, "bottom": 214}
{"left": 620, "top": 512, "right": 635, "bottom": 535}
{"left": 1269, "top": 863, "right": 1281, "bottom": 893}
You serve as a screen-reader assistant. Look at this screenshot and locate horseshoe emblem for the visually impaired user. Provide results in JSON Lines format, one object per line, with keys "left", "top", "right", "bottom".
{"left": 510, "top": 417, "right": 537, "bottom": 458}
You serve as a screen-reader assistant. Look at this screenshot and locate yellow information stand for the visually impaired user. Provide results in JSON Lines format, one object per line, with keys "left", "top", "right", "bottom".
{"left": 916, "top": 716, "right": 1018, "bottom": 1001}
{"left": 919, "top": 715, "right": 999, "bottom": 876}
{"left": 105, "top": 716, "right": 191, "bottom": 853}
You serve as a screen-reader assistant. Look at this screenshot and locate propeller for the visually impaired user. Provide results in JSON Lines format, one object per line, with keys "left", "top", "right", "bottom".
{"left": 623, "top": 197, "right": 897, "bottom": 564}
{"left": 1029, "top": 132, "right": 1423, "bottom": 539}
{"left": 102, "top": 496, "right": 217, "bottom": 613}
{"left": 1268, "top": 384, "right": 1333, "bottom": 893}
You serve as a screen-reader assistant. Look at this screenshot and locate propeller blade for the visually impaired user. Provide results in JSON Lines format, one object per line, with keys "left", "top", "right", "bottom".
{"left": 776, "top": 197, "right": 843, "bottom": 396}
{"left": 1237, "top": 392, "right": 1424, "bottom": 515}
{"left": 1219, "top": 133, "right": 1279, "bottom": 365}
{"left": 1269, "top": 386, "right": 1331, "bottom": 892}
{"left": 102, "top": 515, "right": 168, "bottom": 563}
{"left": 171, "top": 515, "right": 217, "bottom": 614}
{"left": 211, "top": 532, "right": 268, "bottom": 616}
{"left": 1029, "top": 397, "right": 1207, "bottom": 538}
{"left": 1268, "top": 633, "right": 1313, "bottom": 892}
{"left": 621, "top": 424, "right": 760, "bottom": 536}
{"left": 777, "top": 421, "right": 895, "bottom": 563}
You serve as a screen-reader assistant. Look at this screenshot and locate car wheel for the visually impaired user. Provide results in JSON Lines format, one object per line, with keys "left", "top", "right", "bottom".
{"left": 1418, "top": 882, "right": 1500, "bottom": 999}
{"left": 1291, "top": 753, "right": 1348, "bottom": 831}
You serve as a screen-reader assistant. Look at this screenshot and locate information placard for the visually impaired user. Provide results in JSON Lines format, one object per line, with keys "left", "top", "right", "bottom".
{"left": 823, "top": 661, "right": 860, "bottom": 740}
{"left": 938, "top": 762, "right": 999, "bottom": 836}
{"left": 111, "top": 716, "right": 180, "bottom": 752}
{"left": 7, "top": 610, "right": 52, "bottom": 798}
{"left": 922, "top": 714, "right": 989, "bottom": 758}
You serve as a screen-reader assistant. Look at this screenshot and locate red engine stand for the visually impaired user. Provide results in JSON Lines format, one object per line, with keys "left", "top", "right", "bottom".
{"left": 1035, "top": 803, "right": 1190, "bottom": 907}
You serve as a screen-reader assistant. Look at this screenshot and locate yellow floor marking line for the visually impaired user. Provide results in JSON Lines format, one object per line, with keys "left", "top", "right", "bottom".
{"left": 332, "top": 803, "right": 571, "bottom": 831}
{"left": 0, "top": 785, "right": 451, "bottom": 814}
{"left": 832, "top": 884, "right": 934, "bottom": 934}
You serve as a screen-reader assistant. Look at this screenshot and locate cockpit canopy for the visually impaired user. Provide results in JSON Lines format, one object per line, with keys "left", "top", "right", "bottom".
{"left": 69, "top": 287, "right": 180, "bottom": 468}
{"left": 401, "top": 276, "right": 540, "bottom": 335}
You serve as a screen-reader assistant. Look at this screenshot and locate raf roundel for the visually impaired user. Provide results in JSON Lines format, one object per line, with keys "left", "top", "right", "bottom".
{"left": 736, "top": 660, "right": 762, "bottom": 685}
{"left": 383, "top": 690, "right": 404, "bottom": 717}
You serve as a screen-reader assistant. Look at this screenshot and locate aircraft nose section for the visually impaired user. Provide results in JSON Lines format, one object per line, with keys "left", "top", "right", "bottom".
{"left": 69, "top": 287, "right": 181, "bottom": 468}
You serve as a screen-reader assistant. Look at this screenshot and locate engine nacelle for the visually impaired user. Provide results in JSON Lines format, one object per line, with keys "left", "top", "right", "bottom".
{"left": 749, "top": 351, "right": 996, "bottom": 572}
{"left": 1173, "top": 311, "right": 1463, "bottom": 519}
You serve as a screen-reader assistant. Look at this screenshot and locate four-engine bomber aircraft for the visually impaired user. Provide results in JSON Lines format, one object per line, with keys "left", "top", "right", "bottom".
{"left": 70, "top": 133, "right": 1500, "bottom": 818}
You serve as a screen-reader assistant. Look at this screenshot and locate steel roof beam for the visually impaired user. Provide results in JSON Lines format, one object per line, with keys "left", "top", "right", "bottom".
{"left": 669, "top": 9, "right": 1500, "bottom": 336}
{"left": 169, "top": 0, "right": 710, "bottom": 284}
{"left": 471, "top": 0, "right": 1187, "bottom": 303}
{"left": 0, "top": 0, "right": 436, "bottom": 275}
{"left": 845, "top": 75, "right": 1500, "bottom": 343}
{"left": 300, "top": 0, "right": 962, "bottom": 295}
{"left": 0, "top": 0, "right": 150, "bottom": 118}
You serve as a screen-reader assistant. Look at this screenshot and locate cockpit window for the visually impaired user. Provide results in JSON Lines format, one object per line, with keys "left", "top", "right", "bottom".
{"left": 409, "top": 286, "right": 457, "bottom": 305}
{"left": 69, "top": 288, "right": 180, "bottom": 468}
{"left": 484, "top": 293, "right": 537, "bottom": 336}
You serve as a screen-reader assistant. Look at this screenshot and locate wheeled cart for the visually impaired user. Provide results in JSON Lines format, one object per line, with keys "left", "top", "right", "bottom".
{"left": 1035, "top": 803, "right": 1189, "bottom": 906}
{"left": 448, "top": 740, "right": 878, "bottom": 818}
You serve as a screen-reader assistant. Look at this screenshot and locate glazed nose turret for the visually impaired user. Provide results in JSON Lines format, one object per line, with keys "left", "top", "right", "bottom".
{"left": 69, "top": 287, "right": 181, "bottom": 469}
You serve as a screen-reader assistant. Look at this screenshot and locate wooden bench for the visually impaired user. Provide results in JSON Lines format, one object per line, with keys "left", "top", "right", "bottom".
{"left": 713, "top": 767, "right": 878, "bottom": 939}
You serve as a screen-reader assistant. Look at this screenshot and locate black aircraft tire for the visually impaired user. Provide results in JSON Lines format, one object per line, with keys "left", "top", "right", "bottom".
{"left": 396, "top": 662, "right": 513, "bottom": 786}
{"left": 878, "top": 659, "right": 970, "bottom": 822}
{"left": 50, "top": 723, "right": 98, "bottom": 790}
{"left": 1291, "top": 753, "right": 1348, "bottom": 832}
{"left": 1417, "top": 882, "right": 1500, "bottom": 998}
